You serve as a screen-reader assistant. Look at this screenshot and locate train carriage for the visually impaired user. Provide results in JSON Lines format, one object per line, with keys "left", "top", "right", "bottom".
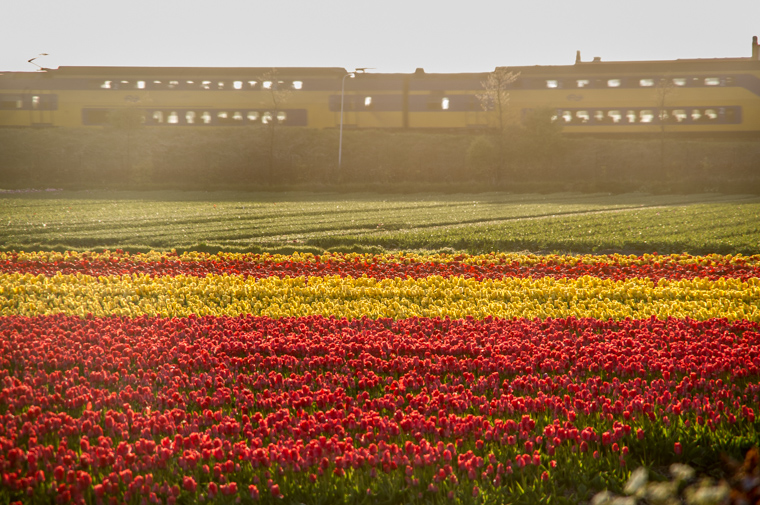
{"left": 1, "top": 37, "right": 759, "bottom": 136}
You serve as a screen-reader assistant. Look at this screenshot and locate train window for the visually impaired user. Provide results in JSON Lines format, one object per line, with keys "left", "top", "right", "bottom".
{"left": 247, "top": 111, "right": 260, "bottom": 122}
{"left": 576, "top": 79, "right": 590, "bottom": 88}
{"left": 168, "top": 81, "right": 179, "bottom": 89}
{"left": 248, "top": 81, "right": 259, "bottom": 89}
{"left": 217, "top": 82, "right": 225, "bottom": 90}
{"left": 441, "top": 97, "right": 450, "bottom": 110}
{"left": 607, "top": 110, "right": 622, "bottom": 123}
{"left": 639, "top": 79, "right": 654, "bottom": 87}
{"left": 672, "top": 109, "right": 687, "bottom": 122}
{"left": 607, "top": 79, "right": 621, "bottom": 87}
{"left": 31, "top": 96, "right": 40, "bottom": 109}
{"left": 136, "top": 81, "right": 146, "bottom": 89}
{"left": 167, "top": 112, "right": 179, "bottom": 124}
{"left": 217, "top": 111, "right": 228, "bottom": 120}
{"left": 185, "top": 111, "right": 196, "bottom": 124}
{"left": 561, "top": 111, "right": 572, "bottom": 123}
{"left": 201, "top": 81, "right": 212, "bottom": 90}
{"left": 263, "top": 81, "right": 273, "bottom": 89}
{"left": 704, "top": 77, "right": 720, "bottom": 86}
{"left": 201, "top": 112, "right": 211, "bottom": 124}
{"left": 292, "top": 80, "right": 303, "bottom": 90}
{"left": 691, "top": 109, "right": 702, "bottom": 121}
{"left": 546, "top": 80, "right": 559, "bottom": 89}
{"left": 152, "top": 80, "right": 162, "bottom": 88}
{"left": 233, "top": 81, "right": 243, "bottom": 90}
{"left": 574, "top": 111, "right": 589, "bottom": 123}
{"left": 186, "top": 80, "right": 195, "bottom": 88}
{"left": 704, "top": 109, "right": 718, "bottom": 120}
{"left": 278, "top": 81, "right": 285, "bottom": 89}
{"left": 277, "top": 111, "right": 287, "bottom": 122}
{"left": 672, "top": 78, "right": 686, "bottom": 87}
{"left": 639, "top": 110, "right": 654, "bottom": 123}
{"left": 364, "top": 96, "right": 373, "bottom": 108}
{"left": 100, "top": 80, "right": 112, "bottom": 89}
{"left": 626, "top": 110, "right": 637, "bottom": 123}
{"left": 152, "top": 111, "right": 163, "bottom": 123}
{"left": 262, "top": 111, "right": 273, "bottom": 124}
{"left": 0, "top": 96, "right": 23, "bottom": 109}
{"left": 233, "top": 111, "right": 244, "bottom": 122}
{"left": 725, "top": 76, "right": 735, "bottom": 85}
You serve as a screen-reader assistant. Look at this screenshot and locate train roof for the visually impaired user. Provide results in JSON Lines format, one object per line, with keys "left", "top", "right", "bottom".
{"left": 2, "top": 55, "right": 759, "bottom": 79}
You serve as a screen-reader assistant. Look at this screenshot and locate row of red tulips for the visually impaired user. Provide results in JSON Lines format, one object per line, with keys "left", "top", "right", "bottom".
{"left": 2, "top": 251, "right": 759, "bottom": 281}
{"left": 1, "top": 314, "right": 758, "bottom": 504}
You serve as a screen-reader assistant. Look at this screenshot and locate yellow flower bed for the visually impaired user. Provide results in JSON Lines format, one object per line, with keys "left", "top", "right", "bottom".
{"left": 2, "top": 273, "right": 758, "bottom": 321}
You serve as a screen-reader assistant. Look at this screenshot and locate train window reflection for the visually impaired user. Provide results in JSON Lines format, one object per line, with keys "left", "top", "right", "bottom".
{"left": 233, "top": 111, "right": 244, "bottom": 122}
{"left": 100, "top": 81, "right": 112, "bottom": 89}
{"left": 292, "top": 80, "right": 303, "bottom": 90}
{"left": 201, "top": 112, "right": 211, "bottom": 124}
{"left": 639, "top": 110, "right": 654, "bottom": 123}
{"left": 248, "top": 81, "right": 259, "bottom": 89}
{"left": 546, "top": 80, "right": 559, "bottom": 88}
{"left": 185, "top": 111, "right": 196, "bottom": 124}
{"left": 574, "top": 111, "right": 589, "bottom": 123}
{"left": 639, "top": 79, "right": 654, "bottom": 87}
{"left": 262, "top": 111, "right": 273, "bottom": 124}
{"left": 247, "top": 111, "right": 260, "bottom": 122}
{"left": 263, "top": 81, "right": 273, "bottom": 89}
{"left": 691, "top": 109, "right": 702, "bottom": 121}
{"left": 626, "top": 110, "right": 637, "bottom": 123}
{"left": 704, "top": 109, "right": 718, "bottom": 120}
{"left": 607, "top": 110, "right": 622, "bottom": 123}
{"left": 704, "top": 77, "right": 720, "bottom": 86}
{"left": 217, "top": 82, "right": 225, "bottom": 90}
{"left": 201, "top": 81, "right": 212, "bottom": 90}
{"left": 277, "top": 111, "right": 287, "bottom": 122}
{"left": 607, "top": 79, "right": 621, "bottom": 87}
{"left": 576, "top": 79, "right": 590, "bottom": 88}
{"left": 672, "top": 78, "right": 686, "bottom": 86}
{"left": 233, "top": 81, "right": 243, "bottom": 90}
{"left": 561, "top": 111, "right": 572, "bottom": 123}
{"left": 672, "top": 109, "right": 687, "bottom": 122}
{"left": 137, "top": 81, "right": 146, "bottom": 89}
{"left": 168, "top": 81, "right": 179, "bottom": 89}
{"left": 167, "top": 112, "right": 179, "bottom": 124}
{"left": 364, "top": 96, "right": 373, "bottom": 108}
{"left": 152, "top": 111, "right": 163, "bottom": 123}
{"left": 441, "top": 97, "right": 450, "bottom": 110}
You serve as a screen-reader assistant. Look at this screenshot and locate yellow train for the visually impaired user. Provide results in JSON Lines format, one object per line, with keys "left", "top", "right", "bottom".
{"left": 1, "top": 37, "right": 759, "bottom": 135}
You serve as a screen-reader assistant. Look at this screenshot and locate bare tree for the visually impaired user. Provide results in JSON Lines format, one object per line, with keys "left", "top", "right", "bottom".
{"left": 477, "top": 68, "right": 520, "bottom": 183}
{"left": 260, "top": 69, "right": 292, "bottom": 182}
{"left": 477, "top": 67, "right": 520, "bottom": 135}
{"left": 654, "top": 76, "right": 677, "bottom": 176}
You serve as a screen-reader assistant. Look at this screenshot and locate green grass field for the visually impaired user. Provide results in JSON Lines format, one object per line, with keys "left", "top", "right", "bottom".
{"left": 2, "top": 190, "right": 759, "bottom": 254}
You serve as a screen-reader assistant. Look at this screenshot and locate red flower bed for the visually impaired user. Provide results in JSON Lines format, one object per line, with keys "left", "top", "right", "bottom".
{"left": 1, "top": 314, "right": 758, "bottom": 504}
{"left": 2, "top": 252, "right": 759, "bottom": 281}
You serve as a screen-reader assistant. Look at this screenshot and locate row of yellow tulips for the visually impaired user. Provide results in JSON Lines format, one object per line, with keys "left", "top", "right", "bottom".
{"left": 3, "top": 273, "right": 758, "bottom": 320}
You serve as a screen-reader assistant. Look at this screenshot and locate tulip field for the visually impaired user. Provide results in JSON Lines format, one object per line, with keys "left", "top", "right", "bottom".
{"left": 1, "top": 249, "right": 759, "bottom": 505}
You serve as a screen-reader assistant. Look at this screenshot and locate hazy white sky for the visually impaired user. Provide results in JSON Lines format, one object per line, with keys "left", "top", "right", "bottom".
{"left": 3, "top": 1, "right": 759, "bottom": 74}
